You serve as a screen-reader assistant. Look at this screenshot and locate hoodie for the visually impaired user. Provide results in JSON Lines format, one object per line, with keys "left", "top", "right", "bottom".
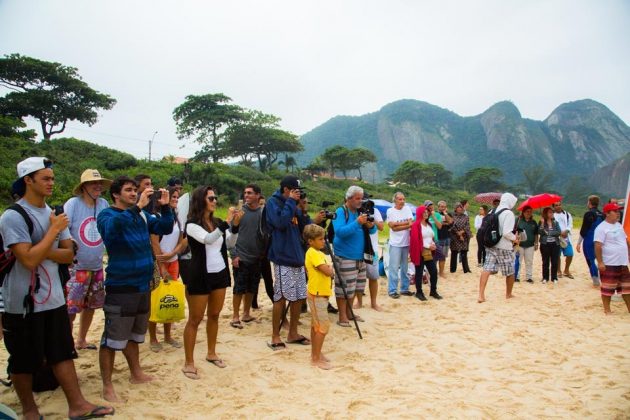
{"left": 266, "top": 190, "right": 308, "bottom": 267}
{"left": 495, "top": 193, "right": 517, "bottom": 250}
{"left": 409, "top": 205, "right": 432, "bottom": 266}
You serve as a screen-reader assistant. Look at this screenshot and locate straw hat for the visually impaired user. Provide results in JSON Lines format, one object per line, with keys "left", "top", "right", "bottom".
{"left": 73, "top": 169, "right": 113, "bottom": 195}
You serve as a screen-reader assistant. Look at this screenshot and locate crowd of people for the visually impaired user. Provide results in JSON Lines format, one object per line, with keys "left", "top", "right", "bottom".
{"left": 0, "top": 156, "right": 628, "bottom": 419}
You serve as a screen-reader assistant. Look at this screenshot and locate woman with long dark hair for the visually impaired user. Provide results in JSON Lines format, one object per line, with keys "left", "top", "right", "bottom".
{"left": 449, "top": 203, "right": 472, "bottom": 273}
{"left": 181, "top": 186, "right": 241, "bottom": 379}
{"left": 539, "top": 207, "right": 561, "bottom": 284}
{"left": 409, "top": 205, "right": 441, "bottom": 300}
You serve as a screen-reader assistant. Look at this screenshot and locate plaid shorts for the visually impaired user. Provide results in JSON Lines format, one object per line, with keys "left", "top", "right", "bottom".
{"left": 273, "top": 265, "right": 307, "bottom": 302}
{"left": 600, "top": 265, "right": 630, "bottom": 297}
{"left": 333, "top": 256, "right": 366, "bottom": 299}
{"left": 483, "top": 247, "right": 515, "bottom": 277}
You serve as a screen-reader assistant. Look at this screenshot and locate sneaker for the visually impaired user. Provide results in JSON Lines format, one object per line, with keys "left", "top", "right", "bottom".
{"left": 429, "top": 291, "right": 443, "bottom": 300}
{"left": 415, "top": 293, "right": 427, "bottom": 301}
{"left": 542, "top": 280, "right": 547, "bottom": 284}
{"left": 526, "top": 279, "right": 533, "bottom": 283}
{"left": 389, "top": 293, "right": 400, "bottom": 299}
{"left": 552, "top": 279, "right": 558, "bottom": 285}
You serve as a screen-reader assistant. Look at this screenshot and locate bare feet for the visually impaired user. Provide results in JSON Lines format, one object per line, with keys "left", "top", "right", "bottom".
{"left": 604, "top": 310, "right": 612, "bottom": 315}
{"left": 477, "top": 297, "right": 486, "bottom": 303}
{"left": 371, "top": 303, "right": 383, "bottom": 311}
{"left": 102, "top": 385, "right": 123, "bottom": 403}
{"left": 353, "top": 302, "right": 362, "bottom": 309}
{"left": 129, "top": 371, "right": 154, "bottom": 384}
{"left": 506, "top": 294, "right": 514, "bottom": 299}
{"left": 319, "top": 353, "right": 331, "bottom": 362}
{"left": 311, "top": 358, "right": 332, "bottom": 370}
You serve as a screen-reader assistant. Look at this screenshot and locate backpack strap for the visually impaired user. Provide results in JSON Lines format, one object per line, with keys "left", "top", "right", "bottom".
{"left": 8, "top": 204, "right": 34, "bottom": 237}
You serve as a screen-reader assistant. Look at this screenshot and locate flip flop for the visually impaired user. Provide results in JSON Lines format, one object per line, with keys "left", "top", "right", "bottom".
{"left": 565, "top": 273, "right": 574, "bottom": 279}
{"left": 69, "top": 405, "right": 115, "bottom": 420}
{"left": 206, "top": 358, "right": 227, "bottom": 368}
{"left": 349, "top": 315, "right": 365, "bottom": 322}
{"left": 166, "top": 339, "right": 183, "bottom": 348}
{"left": 336, "top": 321, "right": 351, "bottom": 328}
{"left": 150, "top": 342, "right": 163, "bottom": 352}
{"left": 181, "top": 367, "right": 200, "bottom": 380}
{"left": 267, "top": 342, "right": 287, "bottom": 351}
{"left": 287, "top": 336, "right": 311, "bottom": 345}
{"left": 77, "top": 343, "right": 97, "bottom": 350}
{"left": 230, "top": 321, "right": 244, "bottom": 329}
{"left": 242, "top": 317, "right": 257, "bottom": 323}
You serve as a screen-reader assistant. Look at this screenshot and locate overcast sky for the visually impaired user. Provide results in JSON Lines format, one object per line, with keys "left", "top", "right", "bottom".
{"left": 1, "top": 0, "right": 629, "bottom": 160}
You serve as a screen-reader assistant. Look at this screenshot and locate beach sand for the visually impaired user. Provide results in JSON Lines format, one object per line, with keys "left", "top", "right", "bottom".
{"left": 1, "top": 229, "right": 629, "bottom": 419}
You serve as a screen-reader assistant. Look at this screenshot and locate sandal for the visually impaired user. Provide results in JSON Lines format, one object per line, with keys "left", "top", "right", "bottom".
{"left": 349, "top": 315, "right": 365, "bottom": 322}
{"left": 336, "top": 321, "right": 351, "bottom": 328}
{"left": 181, "top": 367, "right": 200, "bottom": 380}
{"left": 242, "top": 317, "right": 257, "bottom": 323}
{"left": 166, "top": 339, "right": 182, "bottom": 348}
{"left": 230, "top": 320, "right": 244, "bottom": 329}
{"left": 150, "top": 342, "right": 162, "bottom": 352}
{"left": 287, "top": 336, "right": 311, "bottom": 345}
{"left": 267, "top": 342, "right": 287, "bottom": 351}
{"left": 565, "top": 273, "right": 574, "bottom": 279}
{"left": 206, "top": 358, "right": 227, "bottom": 368}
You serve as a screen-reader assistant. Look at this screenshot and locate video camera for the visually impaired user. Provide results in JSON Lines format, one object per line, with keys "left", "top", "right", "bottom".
{"left": 359, "top": 193, "right": 375, "bottom": 223}
{"left": 320, "top": 200, "right": 337, "bottom": 220}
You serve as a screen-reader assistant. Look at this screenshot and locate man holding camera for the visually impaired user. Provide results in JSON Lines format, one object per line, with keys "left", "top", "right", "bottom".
{"left": 97, "top": 176, "right": 173, "bottom": 402}
{"left": 332, "top": 186, "right": 376, "bottom": 326}
{"left": 1, "top": 157, "right": 114, "bottom": 419}
{"left": 265, "top": 176, "right": 324, "bottom": 349}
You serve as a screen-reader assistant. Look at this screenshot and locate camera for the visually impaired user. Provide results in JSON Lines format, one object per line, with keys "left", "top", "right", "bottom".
{"left": 359, "top": 198, "right": 375, "bottom": 223}
{"left": 320, "top": 200, "right": 337, "bottom": 220}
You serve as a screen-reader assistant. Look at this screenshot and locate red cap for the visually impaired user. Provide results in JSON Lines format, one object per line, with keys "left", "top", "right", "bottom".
{"left": 603, "top": 203, "right": 621, "bottom": 213}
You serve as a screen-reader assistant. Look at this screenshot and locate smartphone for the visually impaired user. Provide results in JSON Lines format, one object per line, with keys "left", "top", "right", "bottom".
{"left": 54, "top": 205, "right": 64, "bottom": 216}
{"left": 150, "top": 190, "right": 160, "bottom": 208}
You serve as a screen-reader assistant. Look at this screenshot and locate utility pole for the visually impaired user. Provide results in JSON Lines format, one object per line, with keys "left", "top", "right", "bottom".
{"left": 149, "top": 131, "right": 158, "bottom": 161}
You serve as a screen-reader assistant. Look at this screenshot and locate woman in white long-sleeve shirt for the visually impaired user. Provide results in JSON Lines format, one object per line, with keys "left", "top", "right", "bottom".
{"left": 182, "top": 186, "right": 241, "bottom": 379}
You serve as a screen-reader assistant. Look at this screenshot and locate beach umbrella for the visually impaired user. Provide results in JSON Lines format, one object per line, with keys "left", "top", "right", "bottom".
{"left": 474, "top": 192, "right": 503, "bottom": 204}
{"left": 517, "top": 193, "right": 562, "bottom": 211}
{"left": 372, "top": 199, "right": 393, "bottom": 220}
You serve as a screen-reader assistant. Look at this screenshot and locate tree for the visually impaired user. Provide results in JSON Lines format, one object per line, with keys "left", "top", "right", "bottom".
{"left": 223, "top": 110, "right": 303, "bottom": 172}
{"left": 521, "top": 165, "right": 554, "bottom": 194}
{"left": 320, "top": 145, "right": 350, "bottom": 178}
{"left": 0, "top": 115, "right": 36, "bottom": 141}
{"left": 460, "top": 167, "right": 505, "bottom": 193}
{"left": 304, "top": 157, "right": 327, "bottom": 177}
{"left": 278, "top": 154, "right": 297, "bottom": 172}
{"left": 173, "top": 93, "right": 243, "bottom": 163}
{"left": 390, "top": 160, "right": 452, "bottom": 187}
{"left": 0, "top": 54, "right": 116, "bottom": 140}
{"left": 346, "top": 147, "right": 377, "bottom": 180}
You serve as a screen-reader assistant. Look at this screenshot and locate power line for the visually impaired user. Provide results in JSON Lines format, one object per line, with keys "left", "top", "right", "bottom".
{"left": 65, "top": 125, "right": 183, "bottom": 148}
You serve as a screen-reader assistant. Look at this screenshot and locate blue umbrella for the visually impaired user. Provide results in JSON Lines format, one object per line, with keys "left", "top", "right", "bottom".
{"left": 372, "top": 199, "right": 393, "bottom": 220}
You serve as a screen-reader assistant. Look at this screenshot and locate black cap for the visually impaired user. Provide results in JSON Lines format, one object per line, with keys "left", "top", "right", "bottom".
{"left": 167, "top": 177, "right": 182, "bottom": 187}
{"left": 280, "top": 175, "right": 302, "bottom": 190}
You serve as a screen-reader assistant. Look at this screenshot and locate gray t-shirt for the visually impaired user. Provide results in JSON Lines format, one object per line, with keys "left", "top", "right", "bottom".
{"left": 233, "top": 205, "right": 264, "bottom": 265}
{"left": 0, "top": 199, "right": 71, "bottom": 314}
{"left": 64, "top": 196, "right": 108, "bottom": 270}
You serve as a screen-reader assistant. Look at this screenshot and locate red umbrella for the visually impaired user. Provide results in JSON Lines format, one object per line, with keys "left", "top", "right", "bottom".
{"left": 474, "top": 192, "right": 503, "bottom": 204}
{"left": 517, "top": 193, "right": 562, "bottom": 211}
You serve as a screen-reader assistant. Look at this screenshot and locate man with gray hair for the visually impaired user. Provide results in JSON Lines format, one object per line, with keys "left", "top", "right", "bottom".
{"left": 331, "top": 186, "right": 376, "bottom": 326}
{"left": 386, "top": 192, "right": 413, "bottom": 298}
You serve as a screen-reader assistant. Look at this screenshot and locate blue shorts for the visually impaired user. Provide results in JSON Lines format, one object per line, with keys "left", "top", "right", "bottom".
{"left": 561, "top": 242, "right": 574, "bottom": 257}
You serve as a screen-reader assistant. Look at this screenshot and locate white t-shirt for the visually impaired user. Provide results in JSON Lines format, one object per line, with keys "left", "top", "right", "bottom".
{"left": 553, "top": 211, "right": 573, "bottom": 243}
{"left": 421, "top": 223, "right": 435, "bottom": 248}
{"left": 593, "top": 221, "right": 628, "bottom": 266}
{"left": 160, "top": 220, "right": 181, "bottom": 263}
{"left": 474, "top": 214, "right": 484, "bottom": 230}
{"left": 387, "top": 206, "right": 413, "bottom": 247}
{"left": 369, "top": 208, "right": 383, "bottom": 257}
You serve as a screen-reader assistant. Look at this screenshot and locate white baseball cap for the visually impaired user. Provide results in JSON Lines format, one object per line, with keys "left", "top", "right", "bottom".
{"left": 17, "top": 157, "right": 52, "bottom": 178}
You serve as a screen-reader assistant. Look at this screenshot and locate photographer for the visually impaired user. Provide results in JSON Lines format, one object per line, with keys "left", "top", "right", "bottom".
{"left": 331, "top": 186, "right": 376, "bottom": 327}
{"left": 266, "top": 176, "right": 324, "bottom": 349}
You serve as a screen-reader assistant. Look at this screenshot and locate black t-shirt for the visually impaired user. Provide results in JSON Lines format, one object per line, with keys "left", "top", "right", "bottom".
{"left": 437, "top": 212, "right": 453, "bottom": 241}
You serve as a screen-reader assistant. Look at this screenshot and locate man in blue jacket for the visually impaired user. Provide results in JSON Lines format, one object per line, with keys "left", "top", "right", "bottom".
{"left": 266, "top": 176, "right": 323, "bottom": 349}
{"left": 332, "top": 186, "right": 376, "bottom": 327}
{"left": 96, "top": 176, "right": 173, "bottom": 402}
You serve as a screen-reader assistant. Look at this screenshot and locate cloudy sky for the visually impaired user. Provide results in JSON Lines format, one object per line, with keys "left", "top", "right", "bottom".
{"left": 1, "top": 0, "right": 629, "bottom": 160}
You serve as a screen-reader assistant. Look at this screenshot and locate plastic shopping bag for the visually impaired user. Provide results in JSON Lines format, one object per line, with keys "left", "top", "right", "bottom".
{"left": 149, "top": 279, "right": 186, "bottom": 323}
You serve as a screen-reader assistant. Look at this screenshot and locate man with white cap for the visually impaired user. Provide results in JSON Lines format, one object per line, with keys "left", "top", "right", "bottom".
{"left": 477, "top": 192, "right": 519, "bottom": 303}
{"left": 64, "top": 169, "right": 112, "bottom": 350}
{"left": 0, "top": 157, "right": 114, "bottom": 420}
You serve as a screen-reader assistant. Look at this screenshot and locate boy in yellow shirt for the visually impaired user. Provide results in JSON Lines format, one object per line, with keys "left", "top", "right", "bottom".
{"left": 303, "top": 225, "right": 334, "bottom": 370}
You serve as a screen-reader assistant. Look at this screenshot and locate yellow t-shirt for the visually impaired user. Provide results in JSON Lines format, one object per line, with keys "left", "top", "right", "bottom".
{"left": 305, "top": 247, "right": 333, "bottom": 296}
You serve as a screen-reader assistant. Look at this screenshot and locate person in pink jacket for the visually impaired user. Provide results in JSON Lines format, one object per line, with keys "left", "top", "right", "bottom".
{"left": 409, "top": 205, "right": 441, "bottom": 301}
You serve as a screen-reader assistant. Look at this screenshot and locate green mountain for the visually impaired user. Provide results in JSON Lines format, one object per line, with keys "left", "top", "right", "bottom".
{"left": 298, "top": 99, "right": 630, "bottom": 185}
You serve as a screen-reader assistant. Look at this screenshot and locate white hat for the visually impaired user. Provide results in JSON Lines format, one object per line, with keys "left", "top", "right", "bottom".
{"left": 17, "top": 157, "right": 51, "bottom": 178}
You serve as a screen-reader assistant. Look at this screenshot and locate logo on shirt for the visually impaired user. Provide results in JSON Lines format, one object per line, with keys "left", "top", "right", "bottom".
{"left": 79, "top": 216, "right": 102, "bottom": 247}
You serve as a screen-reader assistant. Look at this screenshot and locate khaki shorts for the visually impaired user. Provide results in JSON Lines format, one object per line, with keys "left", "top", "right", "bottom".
{"left": 307, "top": 293, "right": 331, "bottom": 334}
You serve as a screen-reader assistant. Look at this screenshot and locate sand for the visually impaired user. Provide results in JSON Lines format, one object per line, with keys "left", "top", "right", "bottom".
{"left": 1, "top": 229, "right": 630, "bottom": 419}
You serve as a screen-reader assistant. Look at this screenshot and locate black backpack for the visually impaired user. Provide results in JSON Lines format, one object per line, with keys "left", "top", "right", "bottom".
{"left": 326, "top": 206, "right": 349, "bottom": 243}
{"left": 478, "top": 208, "right": 508, "bottom": 248}
{"left": 258, "top": 197, "right": 279, "bottom": 257}
{"left": 0, "top": 204, "right": 34, "bottom": 287}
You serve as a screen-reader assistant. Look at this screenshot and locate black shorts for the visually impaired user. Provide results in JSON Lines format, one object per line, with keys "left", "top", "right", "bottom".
{"left": 179, "top": 258, "right": 192, "bottom": 286}
{"left": 233, "top": 260, "right": 261, "bottom": 295}
{"left": 187, "top": 268, "right": 231, "bottom": 295}
{"left": 3, "top": 305, "right": 77, "bottom": 374}
{"left": 101, "top": 289, "right": 150, "bottom": 350}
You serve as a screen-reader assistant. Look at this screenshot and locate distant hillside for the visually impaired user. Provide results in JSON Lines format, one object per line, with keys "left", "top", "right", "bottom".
{"left": 591, "top": 153, "right": 630, "bottom": 197}
{"left": 298, "top": 99, "right": 630, "bottom": 185}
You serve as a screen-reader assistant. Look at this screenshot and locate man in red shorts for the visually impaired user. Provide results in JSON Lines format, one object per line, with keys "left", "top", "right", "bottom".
{"left": 594, "top": 202, "right": 630, "bottom": 314}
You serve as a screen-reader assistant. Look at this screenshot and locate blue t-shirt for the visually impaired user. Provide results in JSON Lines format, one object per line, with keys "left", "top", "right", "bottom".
{"left": 332, "top": 206, "right": 376, "bottom": 260}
